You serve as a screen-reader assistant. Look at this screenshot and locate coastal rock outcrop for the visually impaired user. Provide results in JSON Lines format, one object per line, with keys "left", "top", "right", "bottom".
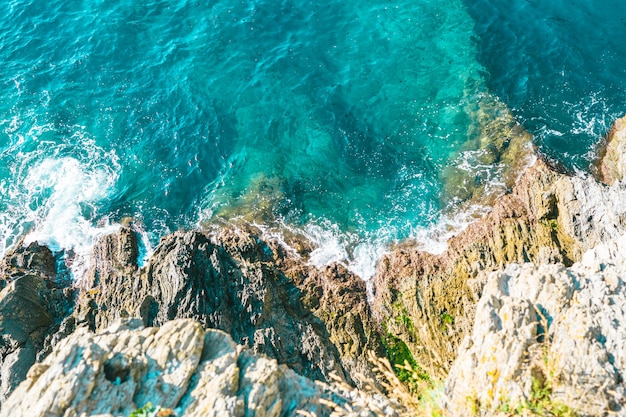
{"left": 1, "top": 318, "right": 397, "bottom": 417}
{"left": 370, "top": 114, "right": 626, "bottom": 414}
{"left": 3, "top": 115, "right": 626, "bottom": 415}
{"left": 0, "top": 225, "right": 384, "bottom": 404}
{"left": 444, "top": 234, "right": 626, "bottom": 415}
{"left": 599, "top": 114, "right": 626, "bottom": 185}
{"left": 372, "top": 152, "right": 626, "bottom": 378}
{"left": 0, "top": 241, "right": 74, "bottom": 404}
{"left": 0, "top": 275, "right": 52, "bottom": 403}
{"left": 371, "top": 160, "right": 572, "bottom": 377}
{"left": 0, "top": 240, "right": 56, "bottom": 287}
{"left": 73, "top": 226, "right": 384, "bottom": 388}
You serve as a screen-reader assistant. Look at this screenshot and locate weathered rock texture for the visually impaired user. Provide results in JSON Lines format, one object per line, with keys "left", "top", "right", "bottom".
{"left": 1, "top": 318, "right": 397, "bottom": 417}
{"left": 73, "top": 226, "right": 384, "bottom": 388}
{"left": 598, "top": 114, "right": 626, "bottom": 185}
{"left": 0, "top": 240, "right": 56, "bottom": 287}
{"left": 0, "top": 241, "right": 74, "bottom": 403}
{"left": 444, "top": 234, "right": 626, "bottom": 416}
{"left": 370, "top": 114, "right": 626, "bottom": 415}
{"left": 371, "top": 154, "right": 626, "bottom": 379}
{"left": 0, "top": 226, "right": 384, "bottom": 405}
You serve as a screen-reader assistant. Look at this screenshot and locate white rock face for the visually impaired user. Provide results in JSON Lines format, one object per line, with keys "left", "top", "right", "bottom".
{"left": 444, "top": 233, "right": 626, "bottom": 416}
{"left": 562, "top": 174, "right": 626, "bottom": 252}
{"left": 442, "top": 118, "right": 626, "bottom": 417}
{"left": 1, "top": 318, "right": 398, "bottom": 417}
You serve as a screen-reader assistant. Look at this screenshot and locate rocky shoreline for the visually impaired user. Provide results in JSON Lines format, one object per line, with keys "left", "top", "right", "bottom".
{"left": 2, "top": 116, "right": 626, "bottom": 416}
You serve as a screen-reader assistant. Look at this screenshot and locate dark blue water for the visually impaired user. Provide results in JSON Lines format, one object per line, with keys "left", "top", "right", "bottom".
{"left": 0, "top": 0, "right": 623, "bottom": 278}
{"left": 465, "top": 0, "right": 626, "bottom": 170}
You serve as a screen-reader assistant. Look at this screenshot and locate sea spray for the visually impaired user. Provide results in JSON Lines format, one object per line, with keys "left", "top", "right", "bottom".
{"left": 0, "top": 125, "right": 122, "bottom": 277}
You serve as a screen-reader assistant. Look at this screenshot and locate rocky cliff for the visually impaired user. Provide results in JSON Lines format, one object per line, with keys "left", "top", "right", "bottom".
{"left": 372, "top": 114, "right": 626, "bottom": 415}
{"left": 0, "top": 224, "right": 388, "bottom": 413}
{"left": 371, "top": 131, "right": 626, "bottom": 380}
{"left": 0, "top": 239, "right": 74, "bottom": 402}
{"left": 444, "top": 241, "right": 626, "bottom": 415}
{"left": 2, "top": 116, "right": 626, "bottom": 416}
{"left": 73, "top": 226, "right": 384, "bottom": 387}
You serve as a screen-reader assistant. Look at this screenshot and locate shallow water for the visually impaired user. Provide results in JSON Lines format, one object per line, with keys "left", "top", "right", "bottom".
{"left": 0, "top": 0, "right": 623, "bottom": 278}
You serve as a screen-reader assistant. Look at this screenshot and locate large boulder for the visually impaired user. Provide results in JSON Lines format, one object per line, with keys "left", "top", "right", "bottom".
{"left": 73, "top": 226, "right": 142, "bottom": 329}
{"left": 444, "top": 234, "right": 626, "bottom": 415}
{"left": 0, "top": 240, "right": 56, "bottom": 288}
{"left": 370, "top": 160, "right": 580, "bottom": 378}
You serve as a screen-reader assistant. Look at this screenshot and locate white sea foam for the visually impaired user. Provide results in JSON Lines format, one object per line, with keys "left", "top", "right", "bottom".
{"left": 22, "top": 158, "right": 115, "bottom": 247}
{"left": 304, "top": 222, "right": 351, "bottom": 267}
{"left": 133, "top": 222, "right": 155, "bottom": 268}
{"left": 0, "top": 127, "right": 123, "bottom": 280}
{"left": 294, "top": 219, "right": 391, "bottom": 282}
{"left": 21, "top": 156, "right": 121, "bottom": 279}
{"left": 409, "top": 204, "right": 492, "bottom": 254}
{"left": 292, "top": 200, "right": 492, "bottom": 285}
{"left": 290, "top": 154, "right": 538, "bottom": 282}
{"left": 348, "top": 241, "right": 389, "bottom": 282}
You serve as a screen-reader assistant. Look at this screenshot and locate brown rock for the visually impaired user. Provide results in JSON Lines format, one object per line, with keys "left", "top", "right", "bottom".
{"left": 74, "top": 226, "right": 141, "bottom": 330}
{"left": 371, "top": 111, "right": 626, "bottom": 381}
{"left": 371, "top": 159, "right": 584, "bottom": 378}
{"left": 75, "top": 226, "right": 384, "bottom": 387}
{"left": 598, "top": 114, "right": 626, "bottom": 185}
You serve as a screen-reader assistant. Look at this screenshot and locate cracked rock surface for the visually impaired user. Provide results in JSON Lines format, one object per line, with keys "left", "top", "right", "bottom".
{"left": 1, "top": 318, "right": 395, "bottom": 417}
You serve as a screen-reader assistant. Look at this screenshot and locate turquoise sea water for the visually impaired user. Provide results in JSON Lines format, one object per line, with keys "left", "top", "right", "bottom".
{"left": 0, "top": 0, "right": 624, "bottom": 278}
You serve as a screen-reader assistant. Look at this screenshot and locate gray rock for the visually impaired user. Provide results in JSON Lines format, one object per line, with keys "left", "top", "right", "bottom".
{"left": 0, "top": 240, "right": 56, "bottom": 287}
{"left": 1, "top": 318, "right": 398, "bottom": 417}
{"left": 76, "top": 226, "right": 383, "bottom": 387}
{"left": 444, "top": 244, "right": 626, "bottom": 416}
{"left": 0, "top": 276, "right": 51, "bottom": 402}
{"left": 0, "top": 240, "right": 76, "bottom": 404}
